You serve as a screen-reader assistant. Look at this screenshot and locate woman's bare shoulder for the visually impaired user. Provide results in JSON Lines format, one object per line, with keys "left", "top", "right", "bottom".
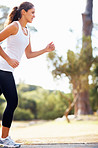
{"left": 12, "top": 21, "right": 19, "bottom": 28}
{"left": 0, "top": 22, "right": 19, "bottom": 41}
{"left": 9, "top": 22, "right": 19, "bottom": 35}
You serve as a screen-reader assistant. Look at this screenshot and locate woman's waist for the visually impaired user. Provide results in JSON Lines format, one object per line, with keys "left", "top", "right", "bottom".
{"left": 5, "top": 49, "right": 23, "bottom": 62}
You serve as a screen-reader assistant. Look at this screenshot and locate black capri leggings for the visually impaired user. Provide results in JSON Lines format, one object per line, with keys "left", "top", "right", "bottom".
{"left": 0, "top": 70, "right": 18, "bottom": 128}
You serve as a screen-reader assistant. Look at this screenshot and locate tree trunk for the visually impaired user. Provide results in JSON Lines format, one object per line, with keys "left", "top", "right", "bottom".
{"left": 74, "top": 90, "right": 91, "bottom": 115}
{"left": 74, "top": 0, "right": 93, "bottom": 115}
{"left": 82, "top": 0, "right": 93, "bottom": 37}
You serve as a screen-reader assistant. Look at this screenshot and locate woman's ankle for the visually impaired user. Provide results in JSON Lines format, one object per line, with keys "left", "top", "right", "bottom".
{"left": 1, "top": 126, "right": 9, "bottom": 138}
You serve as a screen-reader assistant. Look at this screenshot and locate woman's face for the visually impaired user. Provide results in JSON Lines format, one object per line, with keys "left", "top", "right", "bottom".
{"left": 24, "top": 8, "right": 35, "bottom": 23}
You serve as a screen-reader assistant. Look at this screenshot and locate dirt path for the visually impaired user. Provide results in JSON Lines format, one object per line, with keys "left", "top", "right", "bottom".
{"left": 0, "top": 116, "right": 97, "bottom": 145}
{"left": 9, "top": 119, "right": 98, "bottom": 144}
{"left": 0, "top": 116, "right": 98, "bottom": 147}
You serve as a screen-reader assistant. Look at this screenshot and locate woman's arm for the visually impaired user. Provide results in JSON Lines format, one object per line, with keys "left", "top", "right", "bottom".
{"left": 0, "top": 22, "right": 18, "bottom": 42}
{"left": 0, "top": 22, "right": 19, "bottom": 68}
{"left": 25, "top": 39, "right": 55, "bottom": 59}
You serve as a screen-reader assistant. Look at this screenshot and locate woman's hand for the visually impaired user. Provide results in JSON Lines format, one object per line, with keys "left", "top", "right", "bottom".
{"left": 25, "top": 41, "right": 55, "bottom": 59}
{"left": 45, "top": 42, "right": 55, "bottom": 52}
{"left": 7, "top": 58, "right": 19, "bottom": 68}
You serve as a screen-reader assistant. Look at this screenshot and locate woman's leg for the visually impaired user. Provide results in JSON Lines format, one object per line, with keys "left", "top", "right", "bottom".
{"left": 0, "top": 79, "right": 10, "bottom": 138}
{"left": 1, "top": 127, "right": 10, "bottom": 138}
{"left": 0, "top": 70, "right": 18, "bottom": 138}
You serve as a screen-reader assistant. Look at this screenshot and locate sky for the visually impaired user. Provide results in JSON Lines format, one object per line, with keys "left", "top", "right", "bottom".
{"left": 0, "top": 0, "right": 98, "bottom": 93}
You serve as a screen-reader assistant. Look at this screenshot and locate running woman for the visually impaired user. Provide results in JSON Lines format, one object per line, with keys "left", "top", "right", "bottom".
{"left": 0, "top": 1, "right": 55, "bottom": 147}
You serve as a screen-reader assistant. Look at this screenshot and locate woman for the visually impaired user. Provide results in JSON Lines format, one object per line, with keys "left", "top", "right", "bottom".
{"left": 0, "top": 1, "right": 55, "bottom": 147}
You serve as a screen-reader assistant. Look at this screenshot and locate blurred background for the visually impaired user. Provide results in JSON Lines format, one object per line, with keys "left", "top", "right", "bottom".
{"left": 0, "top": 0, "right": 98, "bottom": 143}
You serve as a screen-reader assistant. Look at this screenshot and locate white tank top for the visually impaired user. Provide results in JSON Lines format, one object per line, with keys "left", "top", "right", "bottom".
{"left": 0, "top": 21, "right": 29, "bottom": 72}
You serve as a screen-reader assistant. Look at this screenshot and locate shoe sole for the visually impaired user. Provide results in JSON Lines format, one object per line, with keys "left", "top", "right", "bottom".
{"left": 0, "top": 144, "right": 21, "bottom": 148}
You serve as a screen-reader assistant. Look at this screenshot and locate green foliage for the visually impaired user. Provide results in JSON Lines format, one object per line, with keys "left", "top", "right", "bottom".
{"left": 89, "top": 64, "right": 98, "bottom": 111}
{"left": 90, "top": 85, "right": 98, "bottom": 111}
{"left": 14, "top": 107, "right": 34, "bottom": 121}
{"left": 65, "top": 50, "right": 80, "bottom": 76}
{"left": 14, "top": 83, "right": 70, "bottom": 120}
{"left": 0, "top": 82, "right": 96, "bottom": 121}
{"left": 16, "top": 83, "right": 71, "bottom": 120}
{"left": 18, "top": 97, "right": 37, "bottom": 119}
{"left": 0, "top": 95, "right": 6, "bottom": 104}
{"left": 47, "top": 31, "right": 98, "bottom": 115}
{"left": 47, "top": 36, "right": 93, "bottom": 81}
{"left": 0, "top": 96, "right": 6, "bottom": 119}
{"left": 47, "top": 34, "right": 97, "bottom": 95}
{"left": 17, "top": 83, "right": 40, "bottom": 92}
{"left": 37, "top": 91, "right": 69, "bottom": 120}
{"left": 0, "top": 102, "right": 6, "bottom": 119}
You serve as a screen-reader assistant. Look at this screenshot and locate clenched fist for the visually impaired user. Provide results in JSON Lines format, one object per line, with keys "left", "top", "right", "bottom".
{"left": 7, "top": 58, "right": 19, "bottom": 68}
{"left": 45, "top": 42, "right": 55, "bottom": 52}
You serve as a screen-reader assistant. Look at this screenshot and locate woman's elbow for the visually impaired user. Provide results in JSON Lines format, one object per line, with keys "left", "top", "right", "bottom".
{"left": 26, "top": 53, "right": 31, "bottom": 59}
{"left": 25, "top": 51, "right": 34, "bottom": 59}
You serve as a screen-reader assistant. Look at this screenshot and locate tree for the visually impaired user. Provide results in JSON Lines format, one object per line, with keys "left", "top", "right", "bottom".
{"left": 0, "top": 5, "right": 9, "bottom": 31}
{"left": 47, "top": 0, "right": 95, "bottom": 116}
{"left": 74, "top": 0, "right": 93, "bottom": 115}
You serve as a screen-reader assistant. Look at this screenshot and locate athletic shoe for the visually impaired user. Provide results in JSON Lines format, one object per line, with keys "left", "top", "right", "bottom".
{"left": 0, "top": 136, "right": 21, "bottom": 147}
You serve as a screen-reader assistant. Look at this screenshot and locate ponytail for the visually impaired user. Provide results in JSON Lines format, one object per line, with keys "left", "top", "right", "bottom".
{"left": 4, "top": 1, "right": 34, "bottom": 27}
{"left": 4, "top": 7, "right": 20, "bottom": 27}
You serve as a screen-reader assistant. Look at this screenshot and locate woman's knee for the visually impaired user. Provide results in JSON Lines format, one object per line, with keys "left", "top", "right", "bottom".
{"left": 12, "top": 98, "right": 18, "bottom": 110}
{"left": 7, "top": 96, "right": 18, "bottom": 111}
{"left": 13, "top": 100, "right": 18, "bottom": 110}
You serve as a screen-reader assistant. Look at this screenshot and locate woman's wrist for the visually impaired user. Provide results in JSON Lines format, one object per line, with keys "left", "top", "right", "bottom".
{"left": 0, "top": 46, "right": 11, "bottom": 63}
{"left": 43, "top": 48, "right": 48, "bottom": 53}
{"left": 6, "top": 56, "right": 11, "bottom": 63}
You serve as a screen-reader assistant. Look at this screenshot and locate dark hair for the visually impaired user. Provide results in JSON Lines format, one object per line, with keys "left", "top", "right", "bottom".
{"left": 4, "top": 1, "right": 34, "bottom": 27}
